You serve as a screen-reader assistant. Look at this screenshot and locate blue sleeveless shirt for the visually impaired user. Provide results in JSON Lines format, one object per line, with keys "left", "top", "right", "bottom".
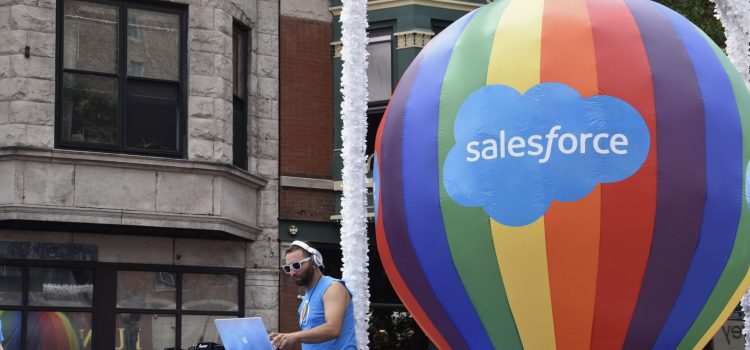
{"left": 298, "top": 276, "right": 357, "bottom": 349}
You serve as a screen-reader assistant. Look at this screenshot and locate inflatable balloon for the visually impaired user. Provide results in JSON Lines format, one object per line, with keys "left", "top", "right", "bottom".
{"left": 373, "top": 0, "right": 750, "bottom": 349}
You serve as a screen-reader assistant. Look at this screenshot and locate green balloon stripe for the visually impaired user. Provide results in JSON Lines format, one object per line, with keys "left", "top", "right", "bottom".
{"left": 437, "top": 1, "right": 523, "bottom": 348}
{"left": 677, "top": 33, "right": 750, "bottom": 349}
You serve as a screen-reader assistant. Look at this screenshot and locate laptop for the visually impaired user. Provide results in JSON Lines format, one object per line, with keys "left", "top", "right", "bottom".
{"left": 214, "top": 317, "right": 274, "bottom": 350}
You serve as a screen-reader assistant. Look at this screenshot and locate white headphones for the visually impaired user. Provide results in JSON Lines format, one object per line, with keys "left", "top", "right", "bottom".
{"left": 290, "top": 240, "right": 324, "bottom": 268}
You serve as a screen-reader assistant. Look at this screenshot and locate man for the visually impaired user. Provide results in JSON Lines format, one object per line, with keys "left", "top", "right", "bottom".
{"left": 270, "top": 241, "right": 356, "bottom": 350}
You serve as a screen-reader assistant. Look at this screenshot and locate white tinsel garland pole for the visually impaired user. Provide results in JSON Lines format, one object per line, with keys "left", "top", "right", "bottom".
{"left": 712, "top": 0, "right": 750, "bottom": 89}
{"left": 711, "top": 1, "right": 750, "bottom": 348}
{"left": 339, "top": 0, "right": 371, "bottom": 348}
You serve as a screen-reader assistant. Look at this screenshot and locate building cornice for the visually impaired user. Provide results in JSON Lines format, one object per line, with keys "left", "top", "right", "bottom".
{"left": 0, "top": 147, "right": 268, "bottom": 189}
{"left": 394, "top": 30, "right": 435, "bottom": 49}
{"left": 330, "top": 0, "right": 484, "bottom": 16}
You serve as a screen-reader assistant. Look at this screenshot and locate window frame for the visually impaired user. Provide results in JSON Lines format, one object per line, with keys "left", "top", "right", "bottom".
{"left": 365, "top": 23, "right": 395, "bottom": 105}
{"left": 55, "top": 0, "right": 188, "bottom": 158}
{"left": 232, "top": 21, "right": 250, "bottom": 171}
{"left": 0, "top": 260, "right": 245, "bottom": 350}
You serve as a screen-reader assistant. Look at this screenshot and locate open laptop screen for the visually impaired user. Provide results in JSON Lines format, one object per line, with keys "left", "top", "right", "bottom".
{"left": 214, "top": 317, "right": 274, "bottom": 350}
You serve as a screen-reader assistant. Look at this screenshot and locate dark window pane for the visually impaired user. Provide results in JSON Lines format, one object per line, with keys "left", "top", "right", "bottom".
{"left": 127, "top": 9, "right": 180, "bottom": 81}
{"left": 182, "top": 274, "right": 238, "bottom": 312}
{"left": 0, "top": 266, "right": 22, "bottom": 306}
{"left": 64, "top": 0, "right": 118, "bottom": 73}
{"left": 125, "top": 80, "right": 179, "bottom": 152}
{"left": 26, "top": 311, "right": 92, "bottom": 350}
{"left": 366, "top": 34, "right": 392, "bottom": 102}
{"left": 117, "top": 271, "right": 176, "bottom": 310}
{"left": 0, "top": 310, "right": 22, "bottom": 350}
{"left": 116, "top": 313, "right": 175, "bottom": 350}
{"left": 61, "top": 73, "right": 118, "bottom": 145}
{"left": 232, "top": 26, "right": 247, "bottom": 98}
{"left": 233, "top": 97, "right": 247, "bottom": 169}
{"left": 29, "top": 267, "right": 93, "bottom": 307}
{"left": 182, "top": 315, "right": 226, "bottom": 347}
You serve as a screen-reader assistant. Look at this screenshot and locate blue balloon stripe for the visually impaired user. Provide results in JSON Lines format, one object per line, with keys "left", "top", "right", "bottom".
{"left": 378, "top": 31, "right": 471, "bottom": 350}
{"left": 651, "top": 4, "right": 743, "bottom": 349}
{"left": 622, "top": 0, "right": 708, "bottom": 348}
{"left": 400, "top": 10, "right": 495, "bottom": 350}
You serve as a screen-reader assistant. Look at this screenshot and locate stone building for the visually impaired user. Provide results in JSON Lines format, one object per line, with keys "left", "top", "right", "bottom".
{"left": 0, "top": 0, "right": 279, "bottom": 348}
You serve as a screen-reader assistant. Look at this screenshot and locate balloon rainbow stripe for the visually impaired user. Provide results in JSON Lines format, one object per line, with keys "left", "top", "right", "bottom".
{"left": 373, "top": 0, "right": 750, "bottom": 349}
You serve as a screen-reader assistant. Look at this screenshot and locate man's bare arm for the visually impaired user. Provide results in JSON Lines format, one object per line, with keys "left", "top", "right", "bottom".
{"left": 269, "top": 282, "right": 350, "bottom": 349}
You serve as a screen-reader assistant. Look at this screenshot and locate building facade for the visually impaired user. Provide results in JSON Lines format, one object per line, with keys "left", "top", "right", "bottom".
{"left": 277, "top": 0, "right": 485, "bottom": 348}
{"left": 0, "top": 0, "right": 280, "bottom": 348}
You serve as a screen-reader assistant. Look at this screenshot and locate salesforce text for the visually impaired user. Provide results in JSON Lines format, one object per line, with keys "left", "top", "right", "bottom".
{"left": 466, "top": 125, "right": 628, "bottom": 164}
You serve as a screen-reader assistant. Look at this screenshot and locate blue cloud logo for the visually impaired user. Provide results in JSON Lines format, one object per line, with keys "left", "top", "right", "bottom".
{"left": 443, "top": 83, "right": 650, "bottom": 226}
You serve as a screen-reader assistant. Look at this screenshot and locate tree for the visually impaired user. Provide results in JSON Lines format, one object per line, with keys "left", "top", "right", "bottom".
{"left": 655, "top": 0, "right": 726, "bottom": 47}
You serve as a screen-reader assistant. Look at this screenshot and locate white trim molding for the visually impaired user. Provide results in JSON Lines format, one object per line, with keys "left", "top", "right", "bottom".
{"left": 331, "top": 41, "right": 343, "bottom": 58}
{"left": 280, "top": 176, "right": 335, "bottom": 190}
{"left": 330, "top": 0, "right": 483, "bottom": 16}
{"left": 394, "top": 29, "right": 435, "bottom": 49}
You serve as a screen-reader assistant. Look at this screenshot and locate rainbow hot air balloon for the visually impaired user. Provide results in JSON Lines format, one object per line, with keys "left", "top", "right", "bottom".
{"left": 373, "top": 0, "right": 750, "bottom": 349}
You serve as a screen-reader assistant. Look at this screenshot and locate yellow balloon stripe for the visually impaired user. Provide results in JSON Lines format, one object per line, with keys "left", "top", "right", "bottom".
{"left": 693, "top": 269, "right": 750, "bottom": 350}
{"left": 487, "top": 0, "right": 556, "bottom": 349}
{"left": 486, "top": 0, "right": 542, "bottom": 93}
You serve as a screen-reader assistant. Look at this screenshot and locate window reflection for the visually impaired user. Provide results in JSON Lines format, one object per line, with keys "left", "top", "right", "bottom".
{"left": 182, "top": 274, "right": 238, "bottom": 312}
{"left": 115, "top": 313, "right": 175, "bottom": 350}
{"left": 0, "top": 266, "right": 22, "bottom": 306}
{"left": 63, "top": 0, "right": 119, "bottom": 73}
{"left": 28, "top": 268, "right": 93, "bottom": 307}
{"left": 127, "top": 9, "right": 180, "bottom": 81}
{"left": 117, "top": 271, "right": 176, "bottom": 310}
{"left": 26, "top": 311, "right": 92, "bottom": 350}
{"left": 181, "top": 315, "right": 226, "bottom": 347}
{"left": 366, "top": 34, "right": 392, "bottom": 102}
{"left": 0, "top": 310, "right": 22, "bottom": 350}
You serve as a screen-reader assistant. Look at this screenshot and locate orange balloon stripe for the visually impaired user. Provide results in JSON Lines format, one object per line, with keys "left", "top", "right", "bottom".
{"left": 539, "top": 0, "right": 601, "bottom": 349}
{"left": 374, "top": 105, "right": 451, "bottom": 350}
{"left": 586, "top": 0, "right": 658, "bottom": 348}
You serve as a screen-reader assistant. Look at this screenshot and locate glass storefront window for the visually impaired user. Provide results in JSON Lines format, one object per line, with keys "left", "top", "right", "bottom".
{"left": 28, "top": 267, "right": 93, "bottom": 307}
{"left": 0, "top": 310, "right": 22, "bottom": 350}
{"left": 1, "top": 263, "right": 242, "bottom": 349}
{"left": 117, "top": 271, "right": 176, "bottom": 309}
{"left": 0, "top": 266, "right": 22, "bottom": 306}
{"left": 115, "top": 313, "right": 175, "bottom": 350}
{"left": 181, "top": 315, "right": 227, "bottom": 346}
{"left": 182, "top": 274, "right": 239, "bottom": 312}
{"left": 26, "top": 311, "right": 92, "bottom": 350}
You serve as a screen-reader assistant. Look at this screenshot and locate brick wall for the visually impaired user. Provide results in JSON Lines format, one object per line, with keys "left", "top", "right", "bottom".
{"left": 280, "top": 187, "right": 335, "bottom": 222}
{"left": 280, "top": 16, "right": 333, "bottom": 179}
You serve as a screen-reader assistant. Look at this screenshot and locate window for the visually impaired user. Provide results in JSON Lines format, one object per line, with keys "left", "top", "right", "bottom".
{"left": 432, "top": 19, "right": 452, "bottom": 36}
{"left": 233, "top": 23, "right": 249, "bottom": 170}
{"left": 57, "top": 0, "right": 186, "bottom": 157}
{"left": 0, "top": 263, "right": 243, "bottom": 350}
{"left": 364, "top": 27, "right": 393, "bottom": 176}
{"left": 366, "top": 31, "right": 393, "bottom": 103}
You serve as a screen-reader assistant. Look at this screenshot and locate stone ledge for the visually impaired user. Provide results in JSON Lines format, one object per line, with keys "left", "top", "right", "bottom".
{"left": 0, "top": 204, "right": 262, "bottom": 240}
{"left": 280, "top": 176, "right": 334, "bottom": 190}
{"left": 0, "top": 147, "right": 267, "bottom": 189}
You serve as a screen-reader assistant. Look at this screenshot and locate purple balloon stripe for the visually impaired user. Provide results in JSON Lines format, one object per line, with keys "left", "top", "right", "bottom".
{"left": 622, "top": 0, "right": 708, "bottom": 349}
{"left": 400, "top": 10, "right": 495, "bottom": 350}
{"left": 651, "top": 3, "right": 743, "bottom": 349}
{"left": 379, "top": 44, "right": 470, "bottom": 348}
